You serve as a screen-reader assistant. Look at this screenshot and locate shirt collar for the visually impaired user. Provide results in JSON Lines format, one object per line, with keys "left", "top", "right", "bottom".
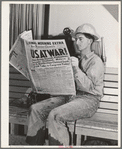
{"left": 80, "top": 51, "right": 94, "bottom": 60}
{"left": 85, "top": 51, "right": 94, "bottom": 59}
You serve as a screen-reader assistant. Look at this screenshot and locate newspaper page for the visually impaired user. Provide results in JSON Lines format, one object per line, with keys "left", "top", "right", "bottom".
{"left": 24, "top": 39, "right": 76, "bottom": 95}
{"left": 9, "top": 30, "right": 33, "bottom": 80}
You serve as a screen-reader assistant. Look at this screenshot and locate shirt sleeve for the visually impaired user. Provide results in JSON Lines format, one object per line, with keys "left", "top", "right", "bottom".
{"left": 72, "top": 57, "right": 104, "bottom": 96}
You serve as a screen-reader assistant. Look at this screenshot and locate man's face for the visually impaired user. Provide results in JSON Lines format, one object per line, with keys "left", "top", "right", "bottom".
{"left": 75, "top": 33, "right": 91, "bottom": 51}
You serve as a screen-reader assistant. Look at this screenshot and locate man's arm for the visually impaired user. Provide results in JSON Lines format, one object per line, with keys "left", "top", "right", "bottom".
{"left": 72, "top": 58, "right": 104, "bottom": 96}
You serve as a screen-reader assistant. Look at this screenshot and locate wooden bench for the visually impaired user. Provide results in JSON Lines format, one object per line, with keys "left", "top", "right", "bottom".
{"left": 9, "top": 65, "right": 30, "bottom": 145}
{"left": 67, "top": 67, "right": 118, "bottom": 145}
{"left": 9, "top": 66, "right": 118, "bottom": 145}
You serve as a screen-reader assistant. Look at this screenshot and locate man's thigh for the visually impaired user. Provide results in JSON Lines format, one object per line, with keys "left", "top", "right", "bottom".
{"left": 51, "top": 95, "right": 99, "bottom": 122}
{"left": 31, "top": 96, "right": 66, "bottom": 114}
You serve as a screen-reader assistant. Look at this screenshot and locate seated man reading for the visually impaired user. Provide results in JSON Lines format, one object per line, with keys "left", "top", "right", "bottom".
{"left": 26, "top": 23, "right": 104, "bottom": 145}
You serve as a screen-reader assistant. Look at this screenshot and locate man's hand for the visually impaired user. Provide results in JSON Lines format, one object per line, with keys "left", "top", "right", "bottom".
{"left": 71, "top": 56, "right": 79, "bottom": 67}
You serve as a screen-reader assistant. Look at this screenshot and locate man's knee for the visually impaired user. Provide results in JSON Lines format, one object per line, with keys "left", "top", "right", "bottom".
{"left": 48, "top": 108, "right": 64, "bottom": 123}
{"left": 30, "top": 103, "right": 42, "bottom": 113}
{"left": 48, "top": 109, "right": 56, "bottom": 120}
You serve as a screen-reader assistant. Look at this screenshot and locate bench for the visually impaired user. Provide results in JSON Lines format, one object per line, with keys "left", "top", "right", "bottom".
{"left": 9, "top": 66, "right": 118, "bottom": 145}
{"left": 9, "top": 65, "right": 30, "bottom": 145}
{"left": 67, "top": 67, "right": 118, "bottom": 145}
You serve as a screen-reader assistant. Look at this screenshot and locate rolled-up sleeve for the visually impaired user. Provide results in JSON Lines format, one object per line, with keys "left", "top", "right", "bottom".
{"left": 72, "top": 57, "right": 104, "bottom": 97}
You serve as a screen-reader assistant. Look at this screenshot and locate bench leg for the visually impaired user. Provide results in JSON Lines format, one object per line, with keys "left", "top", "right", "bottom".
{"left": 10, "top": 123, "right": 19, "bottom": 135}
{"left": 45, "top": 139, "right": 49, "bottom": 145}
{"left": 70, "top": 131, "right": 74, "bottom": 145}
{"left": 24, "top": 125, "right": 28, "bottom": 135}
{"left": 84, "top": 135, "right": 87, "bottom": 141}
{"left": 76, "top": 134, "right": 81, "bottom": 145}
{"left": 10, "top": 123, "right": 14, "bottom": 134}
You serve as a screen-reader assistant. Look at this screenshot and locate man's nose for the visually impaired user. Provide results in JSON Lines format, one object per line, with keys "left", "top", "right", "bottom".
{"left": 76, "top": 39, "right": 79, "bottom": 44}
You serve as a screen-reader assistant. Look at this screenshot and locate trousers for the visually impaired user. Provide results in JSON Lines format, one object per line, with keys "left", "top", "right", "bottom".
{"left": 26, "top": 93, "right": 99, "bottom": 145}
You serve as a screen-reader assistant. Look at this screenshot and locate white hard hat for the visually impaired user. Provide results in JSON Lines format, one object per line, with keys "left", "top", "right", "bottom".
{"left": 75, "top": 23, "right": 99, "bottom": 40}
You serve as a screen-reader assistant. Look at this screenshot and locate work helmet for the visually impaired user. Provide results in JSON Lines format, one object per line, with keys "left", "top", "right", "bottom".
{"left": 75, "top": 23, "right": 99, "bottom": 40}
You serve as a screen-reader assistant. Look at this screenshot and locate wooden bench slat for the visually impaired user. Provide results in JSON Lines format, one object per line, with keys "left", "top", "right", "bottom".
{"left": 9, "top": 65, "right": 19, "bottom": 73}
{"left": 9, "top": 80, "right": 31, "bottom": 87}
{"left": 104, "top": 82, "right": 118, "bottom": 88}
{"left": 9, "top": 116, "right": 28, "bottom": 125}
{"left": 10, "top": 73, "right": 28, "bottom": 81}
{"left": 75, "top": 127, "right": 118, "bottom": 140}
{"left": 104, "top": 74, "right": 118, "bottom": 82}
{"left": 97, "top": 109, "right": 118, "bottom": 114}
{"left": 104, "top": 88, "right": 118, "bottom": 95}
{"left": 9, "top": 86, "right": 31, "bottom": 94}
{"left": 9, "top": 92, "right": 28, "bottom": 99}
{"left": 76, "top": 113, "right": 117, "bottom": 127}
{"left": 101, "top": 95, "right": 118, "bottom": 103}
{"left": 75, "top": 124, "right": 117, "bottom": 133}
{"left": 9, "top": 106, "right": 28, "bottom": 113}
{"left": 99, "top": 102, "right": 118, "bottom": 110}
{"left": 105, "top": 67, "right": 118, "bottom": 74}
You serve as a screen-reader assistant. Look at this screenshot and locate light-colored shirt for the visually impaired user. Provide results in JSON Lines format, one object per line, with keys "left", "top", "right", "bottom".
{"left": 73, "top": 51, "right": 105, "bottom": 100}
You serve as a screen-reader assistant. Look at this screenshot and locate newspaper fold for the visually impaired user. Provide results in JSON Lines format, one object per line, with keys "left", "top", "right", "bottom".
{"left": 9, "top": 30, "right": 33, "bottom": 80}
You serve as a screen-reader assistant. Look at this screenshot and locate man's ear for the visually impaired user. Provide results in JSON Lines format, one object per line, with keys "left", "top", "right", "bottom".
{"left": 89, "top": 38, "right": 93, "bottom": 45}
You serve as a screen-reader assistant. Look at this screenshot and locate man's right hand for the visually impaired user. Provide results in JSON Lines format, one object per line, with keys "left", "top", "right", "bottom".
{"left": 71, "top": 56, "right": 79, "bottom": 67}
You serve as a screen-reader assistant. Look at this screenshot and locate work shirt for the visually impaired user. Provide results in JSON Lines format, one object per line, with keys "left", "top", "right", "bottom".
{"left": 73, "top": 51, "right": 104, "bottom": 100}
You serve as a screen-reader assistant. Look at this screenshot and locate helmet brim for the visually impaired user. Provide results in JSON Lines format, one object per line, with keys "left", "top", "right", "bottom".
{"left": 75, "top": 32, "right": 99, "bottom": 40}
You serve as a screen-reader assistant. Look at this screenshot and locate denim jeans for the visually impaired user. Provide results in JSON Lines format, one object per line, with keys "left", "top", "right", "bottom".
{"left": 26, "top": 94, "right": 99, "bottom": 145}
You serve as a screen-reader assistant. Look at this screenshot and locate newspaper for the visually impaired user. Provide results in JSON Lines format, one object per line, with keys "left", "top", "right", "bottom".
{"left": 9, "top": 31, "right": 76, "bottom": 95}
{"left": 24, "top": 39, "right": 76, "bottom": 95}
{"left": 9, "top": 30, "right": 33, "bottom": 80}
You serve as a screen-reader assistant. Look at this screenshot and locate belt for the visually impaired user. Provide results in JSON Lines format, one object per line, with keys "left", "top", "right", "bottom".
{"left": 76, "top": 90, "right": 101, "bottom": 100}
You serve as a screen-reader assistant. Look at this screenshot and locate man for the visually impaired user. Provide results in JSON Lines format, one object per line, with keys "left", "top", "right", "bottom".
{"left": 26, "top": 23, "right": 104, "bottom": 145}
